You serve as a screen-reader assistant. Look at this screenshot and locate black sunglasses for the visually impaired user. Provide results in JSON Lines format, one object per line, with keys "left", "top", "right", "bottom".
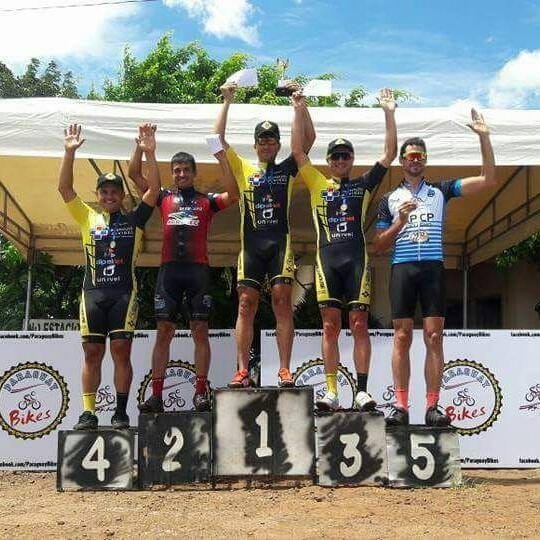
{"left": 329, "top": 152, "right": 353, "bottom": 161}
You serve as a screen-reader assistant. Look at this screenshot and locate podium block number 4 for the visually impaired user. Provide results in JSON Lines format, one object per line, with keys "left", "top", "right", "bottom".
{"left": 162, "top": 427, "right": 184, "bottom": 473}
{"left": 82, "top": 436, "right": 111, "bottom": 482}
{"left": 410, "top": 433, "right": 436, "bottom": 481}
{"left": 339, "top": 433, "right": 362, "bottom": 478}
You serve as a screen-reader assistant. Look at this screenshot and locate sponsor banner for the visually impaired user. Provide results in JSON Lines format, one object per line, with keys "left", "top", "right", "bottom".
{"left": 28, "top": 319, "right": 80, "bottom": 331}
{"left": 0, "top": 330, "right": 235, "bottom": 470}
{"left": 261, "top": 329, "right": 540, "bottom": 468}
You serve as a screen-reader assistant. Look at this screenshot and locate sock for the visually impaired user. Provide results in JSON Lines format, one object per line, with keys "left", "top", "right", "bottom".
{"left": 326, "top": 373, "right": 337, "bottom": 395}
{"left": 82, "top": 392, "right": 96, "bottom": 413}
{"left": 356, "top": 373, "right": 368, "bottom": 393}
{"left": 152, "top": 377, "right": 164, "bottom": 397}
{"left": 395, "top": 388, "right": 409, "bottom": 411}
{"left": 116, "top": 393, "right": 128, "bottom": 415}
{"left": 426, "top": 392, "right": 439, "bottom": 409}
{"left": 195, "top": 375, "right": 208, "bottom": 394}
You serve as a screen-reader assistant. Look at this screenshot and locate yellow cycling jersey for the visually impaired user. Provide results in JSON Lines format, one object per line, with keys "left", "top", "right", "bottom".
{"left": 65, "top": 196, "right": 152, "bottom": 291}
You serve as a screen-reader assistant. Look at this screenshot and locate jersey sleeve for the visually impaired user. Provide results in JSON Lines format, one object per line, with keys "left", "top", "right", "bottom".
{"left": 281, "top": 154, "right": 299, "bottom": 177}
{"left": 226, "top": 147, "right": 250, "bottom": 191}
{"left": 439, "top": 179, "right": 462, "bottom": 201}
{"left": 65, "top": 195, "right": 92, "bottom": 226}
{"left": 361, "top": 161, "right": 388, "bottom": 191}
{"left": 298, "top": 161, "right": 327, "bottom": 193}
{"left": 131, "top": 201, "right": 154, "bottom": 229}
{"left": 208, "top": 192, "right": 228, "bottom": 213}
{"left": 375, "top": 194, "right": 392, "bottom": 229}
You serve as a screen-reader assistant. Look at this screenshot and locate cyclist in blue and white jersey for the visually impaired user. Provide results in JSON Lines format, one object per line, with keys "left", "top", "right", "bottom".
{"left": 374, "top": 108, "right": 495, "bottom": 427}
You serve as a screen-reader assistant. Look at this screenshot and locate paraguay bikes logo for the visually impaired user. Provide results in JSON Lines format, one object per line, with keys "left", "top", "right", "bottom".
{"left": 292, "top": 358, "right": 357, "bottom": 409}
{"left": 0, "top": 362, "right": 69, "bottom": 439}
{"left": 519, "top": 383, "right": 540, "bottom": 413}
{"left": 95, "top": 384, "right": 116, "bottom": 414}
{"left": 137, "top": 360, "right": 196, "bottom": 411}
{"left": 439, "top": 359, "right": 502, "bottom": 436}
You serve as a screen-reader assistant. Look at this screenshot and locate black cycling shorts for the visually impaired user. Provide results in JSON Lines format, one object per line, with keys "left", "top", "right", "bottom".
{"left": 390, "top": 261, "right": 446, "bottom": 319}
{"left": 237, "top": 233, "right": 294, "bottom": 290}
{"left": 154, "top": 262, "right": 212, "bottom": 322}
{"left": 80, "top": 288, "right": 137, "bottom": 343}
{"left": 316, "top": 243, "right": 371, "bottom": 310}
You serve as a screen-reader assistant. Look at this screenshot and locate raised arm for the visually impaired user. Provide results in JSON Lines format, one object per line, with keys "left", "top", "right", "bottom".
{"left": 214, "top": 149, "right": 239, "bottom": 207}
{"left": 377, "top": 88, "right": 397, "bottom": 168}
{"left": 58, "top": 123, "right": 85, "bottom": 202}
{"left": 138, "top": 124, "right": 160, "bottom": 208}
{"left": 291, "top": 91, "right": 310, "bottom": 168}
{"left": 459, "top": 109, "right": 496, "bottom": 195}
{"left": 214, "top": 83, "right": 237, "bottom": 149}
{"left": 128, "top": 124, "right": 151, "bottom": 197}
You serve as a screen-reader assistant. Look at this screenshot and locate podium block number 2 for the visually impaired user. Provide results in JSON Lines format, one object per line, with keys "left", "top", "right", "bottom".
{"left": 81, "top": 436, "right": 111, "bottom": 482}
{"left": 339, "top": 433, "right": 362, "bottom": 478}
{"left": 410, "top": 433, "right": 436, "bottom": 481}
{"left": 162, "top": 427, "right": 184, "bottom": 473}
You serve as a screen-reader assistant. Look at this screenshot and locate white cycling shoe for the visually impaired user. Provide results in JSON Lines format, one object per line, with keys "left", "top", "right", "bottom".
{"left": 315, "top": 392, "right": 340, "bottom": 411}
{"left": 353, "top": 390, "right": 377, "bottom": 411}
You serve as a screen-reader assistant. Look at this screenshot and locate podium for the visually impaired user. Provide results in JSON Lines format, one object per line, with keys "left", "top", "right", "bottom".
{"left": 213, "top": 387, "right": 315, "bottom": 477}
{"left": 386, "top": 426, "right": 462, "bottom": 488}
{"left": 57, "top": 429, "right": 135, "bottom": 491}
{"left": 315, "top": 411, "right": 388, "bottom": 487}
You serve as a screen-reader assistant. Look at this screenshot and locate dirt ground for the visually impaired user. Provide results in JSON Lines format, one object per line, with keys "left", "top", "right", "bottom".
{"left": 0, "top": 469, "right": 539, "bottom": 539}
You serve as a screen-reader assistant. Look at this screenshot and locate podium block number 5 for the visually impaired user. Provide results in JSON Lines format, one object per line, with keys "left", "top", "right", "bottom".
{"left": 339, "top": 433, "right": 362, "bottom": 478}
{"left": 410, "top": 433, "right": 436, "bottom": 481}
{"left": 255, "top": 411, "right": 273, "bottom": 458}
{"left": 82, "top": 436, "right": 111, "bottom": 482}
{"left": 162, "top": 427, "right": 184, "bottom": 472}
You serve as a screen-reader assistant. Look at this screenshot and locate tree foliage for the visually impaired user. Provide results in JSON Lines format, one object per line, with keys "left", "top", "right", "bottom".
{"left": 495, "top": 233, "right": 540, "bottom": 270}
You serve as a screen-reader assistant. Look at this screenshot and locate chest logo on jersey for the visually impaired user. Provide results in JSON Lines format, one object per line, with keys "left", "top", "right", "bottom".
{"left": 427, "top": 189, "right": 435, "bottom": 197}
{"left": 90, "top": 225, "right": 109, "bottom": 240}
{"left": 321, "top": 188, "right": 337, "bottom": 202}
{"left": 249, "top": 172, "right": 288, "bottom": 187}
{"left": 167, "top": 211, "right": 200, "bottom": 227}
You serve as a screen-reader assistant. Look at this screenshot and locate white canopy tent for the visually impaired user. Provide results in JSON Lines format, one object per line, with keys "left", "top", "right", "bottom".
{"left": 0, "top": 98, "right": 538, "bottom": 326}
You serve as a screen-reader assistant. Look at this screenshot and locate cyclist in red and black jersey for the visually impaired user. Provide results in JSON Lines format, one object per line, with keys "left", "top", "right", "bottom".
{"left": 129, "top": 128, "right": 239, "bottom": 412}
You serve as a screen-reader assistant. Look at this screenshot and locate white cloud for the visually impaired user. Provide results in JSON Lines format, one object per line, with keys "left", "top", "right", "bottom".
{"left": 0, "top": 0, "right": 140, "bottom": 68}
{"left": 163, "top": 0, "right": 259, "bottom": 46}
{"left": 488, "top": 50, "right": 540, "bottom": 108}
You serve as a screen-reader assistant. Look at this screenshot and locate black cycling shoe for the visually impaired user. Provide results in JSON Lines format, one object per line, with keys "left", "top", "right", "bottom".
{"left": 111, "top": 410, "right": 130, "bottom": 429}
{"left": 385, "top": 405, "right": 409, "bottom": 427}
{"left": 425, "top": 405, "right": 451, "bottom": 427}
{"left": 73, "top": 411, "right": 98, "bottom": 430}
{"left": 138, "top": 395, "right": 164, "bottom": 414}
{"left": 193, "top": 381, "right": 212, "bottom": 412}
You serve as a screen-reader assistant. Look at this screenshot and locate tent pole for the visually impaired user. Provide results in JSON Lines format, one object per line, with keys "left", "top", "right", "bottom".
{"left": 23, "top": 264, "right": 32, "bottom": 331}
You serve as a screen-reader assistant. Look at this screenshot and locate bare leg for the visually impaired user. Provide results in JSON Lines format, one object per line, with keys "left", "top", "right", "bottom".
{"left": 235, "top": 286, "right": 260, "bottom": 371}
{"left": 271, "top": 283, "right": 294, "bottom": 370}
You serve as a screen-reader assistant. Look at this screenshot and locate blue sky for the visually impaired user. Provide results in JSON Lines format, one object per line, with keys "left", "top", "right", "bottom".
{"left": 1, "top": 0, "right": 539, "bottom": 108}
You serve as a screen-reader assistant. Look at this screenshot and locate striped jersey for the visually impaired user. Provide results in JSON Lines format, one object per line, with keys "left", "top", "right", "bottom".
{"left": 376, "top": 178, "right": 462, "bottom": 264}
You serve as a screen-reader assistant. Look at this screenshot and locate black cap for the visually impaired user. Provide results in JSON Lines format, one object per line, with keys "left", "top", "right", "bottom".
{"left": 96, "top": 173, "right": 124, "bottom": 190}
{"left": 254, "top": 120, "right": 280, "bottom": 141}
{"left": 326, "top": 138, "right": 354, "bottom": 158}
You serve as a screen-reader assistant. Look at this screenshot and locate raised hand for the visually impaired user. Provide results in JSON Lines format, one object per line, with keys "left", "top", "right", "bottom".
{"left": 378, "top": 88, "right": 396, "bottom": 113}
{"left": 63, "top": 123, "right": 85, "bottom": 153}
{"left": 291, "top": 89, "right": 306, "bottom": 108}
{"left": 136, "top": 123, "right": 157, "bottom": 154}
{"left": 467, "top": 108, "right": 490, "bottom": 136}
{"left": 220, "top": 83, "right": 237, "bottom": 103}
{"left": 398, "top": 200, "right": 417, "bottom": 223}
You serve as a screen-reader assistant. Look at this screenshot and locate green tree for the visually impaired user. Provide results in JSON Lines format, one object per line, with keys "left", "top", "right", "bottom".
{"left": 496, "top": 233, "right": 540, "bottom": 270}
{"left": 0, "top": 62, "right": 22, "bottom": 97}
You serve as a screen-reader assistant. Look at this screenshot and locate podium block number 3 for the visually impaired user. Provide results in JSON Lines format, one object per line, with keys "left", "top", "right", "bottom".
{"left": 255, "top": 411, "right": 273, "bottom": 458}
{"left": 410, "top": 433, "right": 436, "bottom": 481}
{"left": 339, "top": 433, "right": 362, "bottom": 478}
{"left": 162, "top": 427, "right": 184, "bottom": 473}
{"left": 81, "top": 436, "right": 111, "bottom": 482}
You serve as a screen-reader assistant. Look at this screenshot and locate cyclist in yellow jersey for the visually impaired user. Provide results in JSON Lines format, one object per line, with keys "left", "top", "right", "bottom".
{"left": 292, "top": 89, "right": 397, "bottom": 411}
{"left": 58, "top": 123, "right": 160, "bottom": 430}
{"left": 215, "top": 81, "right": 315, "bottom": 388}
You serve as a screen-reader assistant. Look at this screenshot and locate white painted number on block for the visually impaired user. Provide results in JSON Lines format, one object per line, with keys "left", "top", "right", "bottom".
{"left": 81, "top": 436, "right": 111, "bottom": 482}
{"left": 410, "top": 433, "right": 436, "bottom": 480}
{"left": 339, "top": 433, "right": 362, "bottom": 477}
{"left": 162, "top": 427, "right": 184, "bottom": 472}
{"left": 255, "top": 411, "right": 273, "bottom": 458}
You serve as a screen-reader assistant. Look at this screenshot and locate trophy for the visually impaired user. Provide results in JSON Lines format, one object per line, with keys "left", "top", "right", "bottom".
{"left": 275, "top": 58, "right": 293, "bottom": 96}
